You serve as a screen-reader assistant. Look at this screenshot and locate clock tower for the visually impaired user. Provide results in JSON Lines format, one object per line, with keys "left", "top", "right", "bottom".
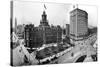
{"left": 39, "top": 11, "right": 49, "bottom": 26}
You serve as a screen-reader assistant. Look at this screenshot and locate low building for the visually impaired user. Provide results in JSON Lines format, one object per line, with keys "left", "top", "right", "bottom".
{"left": 16, "top": 24, "right": 25, "bottom": 39}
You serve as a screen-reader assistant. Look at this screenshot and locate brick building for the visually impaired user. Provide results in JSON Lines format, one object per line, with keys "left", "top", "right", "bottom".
{"left": 24, "top": 11, "right": 62, "bottom": 48}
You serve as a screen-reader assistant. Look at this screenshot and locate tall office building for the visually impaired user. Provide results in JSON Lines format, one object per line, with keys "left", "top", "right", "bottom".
{"left": 70, "top": 8, "right": 88, "bottom": 40}
{"left": 66, "top": 24, "right": 70, "bottom": 37}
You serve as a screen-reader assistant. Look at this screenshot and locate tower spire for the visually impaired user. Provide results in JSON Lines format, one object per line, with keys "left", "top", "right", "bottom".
{"left": 40, "top": 4, "right": 49, "bottom": 27}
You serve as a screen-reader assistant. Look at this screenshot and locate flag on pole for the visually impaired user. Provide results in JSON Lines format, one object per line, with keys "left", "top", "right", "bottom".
{"left": 44, "top": 4, "right": 47, "bottom": 10}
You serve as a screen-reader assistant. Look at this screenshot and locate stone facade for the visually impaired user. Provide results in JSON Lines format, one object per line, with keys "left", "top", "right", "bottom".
{"left": 24, "top": 11, "right": 62, "bottom": 48}
{"left": 70, "top": 8, "right": 88, "bottom": 40}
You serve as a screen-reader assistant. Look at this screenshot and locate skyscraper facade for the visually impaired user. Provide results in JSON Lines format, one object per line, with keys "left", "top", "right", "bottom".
{"left": 66, "top": 24, "right": 70, "bottom": 37}
{"left": 70, "top": 8, "right": 88, "bottom": 40}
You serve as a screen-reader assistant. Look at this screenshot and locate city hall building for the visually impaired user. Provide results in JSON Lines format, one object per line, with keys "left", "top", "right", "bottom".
{"left": 70, "top": 8, "right": 88, "bottom": 42}
{"left": 24, "top": 11, "right": 62, "bottom": 48}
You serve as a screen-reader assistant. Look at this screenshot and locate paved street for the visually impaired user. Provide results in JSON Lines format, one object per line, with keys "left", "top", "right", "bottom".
{"left": 57, "top": 34, "right": 97, "bottom": 63}
{"left": 12, "top": 33, "right": 97, "bottom": 65}
{"left": 12, "top": 45, "right": 25, "bottom": 66}
{"left": 12, "top": 40, "right": 38, "bottom": 66}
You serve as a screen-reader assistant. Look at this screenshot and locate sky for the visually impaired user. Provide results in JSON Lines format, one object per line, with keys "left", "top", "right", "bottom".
{"left": 13, "top": 1, "right": 98, "bottom": 27}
